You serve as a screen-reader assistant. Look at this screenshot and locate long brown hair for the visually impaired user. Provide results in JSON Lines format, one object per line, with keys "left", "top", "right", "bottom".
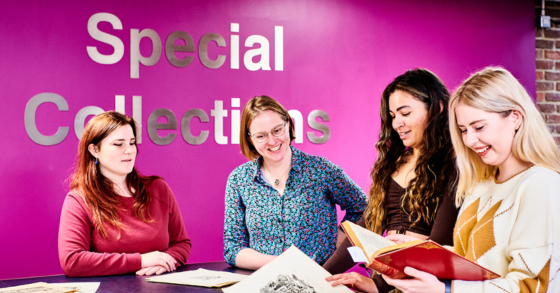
{"left": 69, "top": 111, "right": 159, "bottom": 238}
{"left": 364, "top": 69, "right": 457, "bottom": 234}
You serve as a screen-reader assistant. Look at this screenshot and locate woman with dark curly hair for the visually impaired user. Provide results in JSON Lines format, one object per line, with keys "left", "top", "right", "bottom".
{"left": 324, "top": 68, "right": 458, "bottom": 293}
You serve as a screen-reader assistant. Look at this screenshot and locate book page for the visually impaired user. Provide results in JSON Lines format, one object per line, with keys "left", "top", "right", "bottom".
{"left": 222, "top": 246, "right": 352, "bottom": 293}
{"left": 344, "top": 221, "right": 395, "bottom": 258}
{"left": 147, "top": 268, "right": 247, "bottom": 287}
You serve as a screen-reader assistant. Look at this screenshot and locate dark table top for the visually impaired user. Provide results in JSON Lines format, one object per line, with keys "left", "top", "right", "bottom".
{"left": 0, "top": 262, "right": 254, "bottom": 293}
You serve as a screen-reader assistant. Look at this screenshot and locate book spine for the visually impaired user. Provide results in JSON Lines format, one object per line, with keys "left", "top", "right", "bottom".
{"left": 367, "top": 260, "right": 408, "bottom": 279}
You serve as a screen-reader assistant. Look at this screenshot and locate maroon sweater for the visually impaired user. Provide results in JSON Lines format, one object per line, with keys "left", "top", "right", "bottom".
{"left": 58, "top": 179, "right": 191, "bottom": 277}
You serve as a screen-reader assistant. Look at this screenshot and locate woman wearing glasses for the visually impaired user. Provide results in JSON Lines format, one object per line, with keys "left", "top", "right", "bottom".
{"left": 223, "top": 95, "right": 368, "bottom": 270}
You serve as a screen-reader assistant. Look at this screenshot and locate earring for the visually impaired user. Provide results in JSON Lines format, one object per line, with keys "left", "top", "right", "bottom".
{"left": 95, "top": 157, "right": 98, "bottom": 165}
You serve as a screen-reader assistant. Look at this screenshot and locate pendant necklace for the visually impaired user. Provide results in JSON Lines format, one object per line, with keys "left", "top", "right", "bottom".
{"left": 264, "top": 162, "right": 292, "bottom": 188}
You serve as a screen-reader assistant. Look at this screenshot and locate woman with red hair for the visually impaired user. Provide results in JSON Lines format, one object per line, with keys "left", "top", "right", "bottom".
{"left": 58, "top": 111, "right": 191, "bottom": 277}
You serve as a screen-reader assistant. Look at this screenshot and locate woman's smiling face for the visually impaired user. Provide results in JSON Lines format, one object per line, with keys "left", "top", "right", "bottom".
{"left": 455, "top": 102, "right": 520, "bottom": 168}
{"left": 248, "top": 110, "right": 290, "bottom": 164}
{"left": 389, "top": 90, "right": 429, "bottom": 150}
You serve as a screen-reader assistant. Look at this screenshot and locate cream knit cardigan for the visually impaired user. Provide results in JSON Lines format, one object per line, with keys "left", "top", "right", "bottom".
{"left": 452, "top": 166, "right": 560, "bottom": 293}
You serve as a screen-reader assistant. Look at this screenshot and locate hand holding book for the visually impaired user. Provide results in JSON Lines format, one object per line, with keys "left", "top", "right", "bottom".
{"left": 341, "top": 221, "right": 500, "bottom": 281}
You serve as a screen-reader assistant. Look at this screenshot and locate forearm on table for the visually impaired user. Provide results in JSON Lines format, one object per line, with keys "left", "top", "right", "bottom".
{"left": 61, "top": 250, "right": 141, "bottom": 277}
{"left": 234, "top": 248, "right": 277, "bottom": 270}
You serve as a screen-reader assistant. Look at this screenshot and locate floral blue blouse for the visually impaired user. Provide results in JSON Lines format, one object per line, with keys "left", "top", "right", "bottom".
{"left": 223, "top": 146, "right": 367, "bottom": 266}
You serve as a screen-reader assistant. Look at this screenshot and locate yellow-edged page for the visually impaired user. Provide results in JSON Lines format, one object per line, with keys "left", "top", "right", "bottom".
{"left": 341, "top": 221, "right": 395, "bottom": 263}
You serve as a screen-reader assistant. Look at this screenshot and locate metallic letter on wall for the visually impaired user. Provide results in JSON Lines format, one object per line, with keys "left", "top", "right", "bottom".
{"left": 288, "top": 109, "right": 303, "bottom": 144}
{"left": 24, "top": 93, "right": 69, "bottom": 146}
{"left": 148, "top": 108, "right": 177, "bottom": 145}
{"left": 130, "top": 29, "right": 162, "bottom": 79}
{"left": 74, "top": 106, "right": 105, "bottom": 139}
{"left": 166, "top": 31, "right": 195, "bottom": 68}
{"left": 307, "top": 110, "right": 331, "bottom": 144}
{"left": 210, "top": 101, "right": 228, "bottom": 145}
{"left": 199, "top": 33, "right": 226, "bottom": 69}
{"left": 86, "top": 13, "right": 124, "bottom": 65}
{"left": 244, "top": 35, "right": 271, "bottom": 71}
{"left": 181, "top": 109, "right": 209, "bottom": 145}
{"left": 230, "top": 23, "right": 240, "bottom": 69}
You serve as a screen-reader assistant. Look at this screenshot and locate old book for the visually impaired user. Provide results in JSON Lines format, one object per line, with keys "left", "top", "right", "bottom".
{"left": 341, "top": 221, "right": 500, "bottom": 281}
{"left": 222, "top": 246, "right": 353, "bottom": 293}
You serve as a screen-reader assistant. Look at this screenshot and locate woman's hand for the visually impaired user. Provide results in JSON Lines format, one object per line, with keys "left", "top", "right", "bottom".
{"left": 326, "top": 272, "right": 379, "bottom": 293}
{"left": 136, "top": 265, "right": 168, "bottom": 276}
{"left": 382, "top": 267, "right": 445, "bottom": 293}
{"left": 385, "top": 234, "right": 421, "bottom": 244}
{"left": 140, "top": 251, "right": 177, "bottom": 272}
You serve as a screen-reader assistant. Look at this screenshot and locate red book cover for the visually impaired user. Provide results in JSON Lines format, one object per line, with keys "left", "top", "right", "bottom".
{"left": 340, "top": 221, "right": 500, "bottom": 281}
{"left": 368, "top": 240, "right": 500, "bottom": 281}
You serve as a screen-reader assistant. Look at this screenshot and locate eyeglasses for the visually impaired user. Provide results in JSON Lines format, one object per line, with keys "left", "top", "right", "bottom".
{"left": 248, "top": 122, "right": 287, "bottom": 143}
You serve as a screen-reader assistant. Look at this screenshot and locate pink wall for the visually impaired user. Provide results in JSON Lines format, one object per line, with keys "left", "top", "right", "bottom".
{"left": 0, "top": 0, "right": 535, "bottom": 279}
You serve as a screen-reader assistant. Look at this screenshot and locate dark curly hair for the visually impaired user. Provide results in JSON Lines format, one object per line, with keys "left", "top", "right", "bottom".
{"left": 364, "top": 69, "right": 457, "bottom": 234}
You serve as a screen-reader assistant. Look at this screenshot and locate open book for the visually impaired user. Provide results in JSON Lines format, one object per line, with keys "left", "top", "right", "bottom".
{"left": 223, "top": 246, "right": 353, "bottom": 293}
{"left": 342, "top": 221, "right": 500, "bottom": 281}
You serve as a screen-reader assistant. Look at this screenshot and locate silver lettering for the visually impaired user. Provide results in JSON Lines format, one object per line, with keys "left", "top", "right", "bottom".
{"left": 74, "top": 106, "right": 105, "bottom": 139}
{"left": 307, "top": 110, "right": 330, "bottom": 144}
{"left": 86, "top": 13, "right": 124, "bottom": 65}
{"left": 199, "top": 33, "right": 226, "bottom": 69}
{"left": 24, "top": 93, "right": 69, "bottom": 146}
{"left": 181, "top": 109, "right": 209, "bottom": 145}
{"left": 130, "top": 29, "right": 162, "bottom": 79}
{"left": 166, "top": 31, "right": 195, "bottom": 68}
{"left": 148, "top": 108, "right": 177, "bottom": 145}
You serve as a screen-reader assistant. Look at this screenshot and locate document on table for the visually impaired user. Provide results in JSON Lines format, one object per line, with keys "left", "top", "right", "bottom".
{"left": 0, "top": 282, "right": 75, "bottom": 293}
{"left": 48, "top": 283, "right": 100, "bottom": 293}
{"left": 222, "top": 246, "right": 352, "bottom": 293}
{"left": 146, "top": 268, "right": 247, "bottom": 288}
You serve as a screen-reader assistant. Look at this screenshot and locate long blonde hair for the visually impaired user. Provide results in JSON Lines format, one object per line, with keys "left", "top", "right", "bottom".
{"left": 449, "top": 67, "right": 560, "bottom": 206}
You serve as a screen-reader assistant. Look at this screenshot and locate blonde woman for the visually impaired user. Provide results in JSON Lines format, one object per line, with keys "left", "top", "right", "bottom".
{"left": 376, "top": 67, "right": 560, "bottom": 293}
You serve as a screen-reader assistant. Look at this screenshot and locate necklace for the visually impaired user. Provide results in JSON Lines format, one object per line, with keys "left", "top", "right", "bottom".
{"left": 263, "top": 162, "right": 292, "bottom": 188}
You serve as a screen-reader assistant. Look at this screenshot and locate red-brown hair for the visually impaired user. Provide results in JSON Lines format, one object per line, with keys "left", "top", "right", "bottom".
{"left": 69, "top": 111, "right": 159, "bottom": 238}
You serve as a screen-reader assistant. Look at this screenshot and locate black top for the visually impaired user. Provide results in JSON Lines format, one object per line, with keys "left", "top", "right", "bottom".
{"left": 385, "top": 178, "right": 431, "bottom": 235}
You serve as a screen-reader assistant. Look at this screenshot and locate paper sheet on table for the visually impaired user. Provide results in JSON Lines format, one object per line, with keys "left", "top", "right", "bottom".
{"left": 48, "top": 282, "right": 100, "bottom": 293}
{"left": 0, "top": 282, "right": 75, "bottom": 293}
{"left": 222, "top": 246, "right": 352, "bottom": 293}
{"left": 146, "top": 268, "right": 247, "bottom": 287}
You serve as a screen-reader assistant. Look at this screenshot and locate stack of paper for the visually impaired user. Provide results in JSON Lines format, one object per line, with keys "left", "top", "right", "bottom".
{"left": 146, "top": 268, "right": 247, "bottom": 288}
